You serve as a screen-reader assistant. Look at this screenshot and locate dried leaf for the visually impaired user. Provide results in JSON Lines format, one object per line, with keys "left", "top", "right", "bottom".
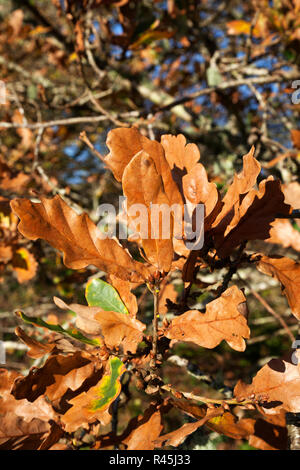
{"left": 123, "top": 405, "right": 163, "bottom": 450}
{"left": 234, "top": 351, "right": 300, "bottom": 414}
{"left": 0, "top": 369, "right": 55, "bottom": 450}
{"left": 11, "top": 247, "right": 38, "bottom": 283}
{"left": 182, "top": 163, "right": 220, "bottom": 228}
{"left": 255, "top": 254, "right": 300, "bottom": 320}
{"left": 16, "top": 310, "right": 102, "bottom": 346}
{"left": 213, "top": 177, "right": 291, "bottom": 258}
{"left": 61, "top": 357, "right": 125, "bottom": 432}
{"left": 161, "top": 134, "right": 200, "bottom": 173}
{"left": 107, "top": 274, "right": 139, "bottom": 317}
{"left": 11, "top": 351, "right": 99, "bottom": 402}
{"left": 10, "top": 195, "right": 149, "bottom": 282}
{"left": 122, "top": 150, "right": 174, "bottom": 272}
{"left": 282, "top": 181, "right": 300, "bottom": 210}
{"left": 54, "top": 297, "right": 145, "bottom": 353}
{"left": 154, "top": 407, "right": 223, "bottom": 448}
{"left": 212, "top": 147, "right": 260, "bottom": 230}
{"left": 165, "top": 286, "right": 250, "bottom": 351}
{"left": 291, "top": 129, "right": 300, "bottom": 150}
{"left": 14, "top": 326, "right": 55, "bottom": 358}
{"left": 266, "top": 219, "right": 300, "bottom": 251}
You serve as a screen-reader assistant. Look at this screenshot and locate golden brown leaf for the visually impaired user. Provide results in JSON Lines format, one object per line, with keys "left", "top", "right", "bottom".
{"left": 234, "top": 351, "right": 300, "bottom": 414}
{"left": 108, "top": 274, "right": 139, "bottom": 317}
{"left": 11, "top": 351, "right": 99, "bottom": 402}
{"left": 165, "top": 285, "right": 250, "bottom": 351}
{"left": 255, "top": 254, "right": 300, "bottom": 320}
{"left": 123, "top": 406, "right": 163, "bottom": 450}
{"left": 11, "top": 247, "right": 38, "bottom": 283}
{"left": 54, "top": 297, "right": 146, "bottom": 353}
{"left": 122, "top": 150, "right": 174, "bottom": 272}
{"left": 291, "top": 129, "right": 300, "bottom": 150}
{"left": 213, "top": 177, "right": 291, "bottom": 258}
{"left": 10, "top": 195, "right": 149, "bottom": 282}
{"left": 266, "top": 219, "right": 300, "bottom": 251}
{"left": 14, "top": 326, "right": 55, "bottom": 358}
{"left": 212, "top": 146, "right": 260, "bottom": 231}
{"left": 154, "top": 407, "right": 223, "bottom": 448}
{"left": 282, "top": 181, "right": 300, "bottom": 210}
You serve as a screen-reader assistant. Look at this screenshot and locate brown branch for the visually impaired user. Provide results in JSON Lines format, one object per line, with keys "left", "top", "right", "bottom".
{"left": 150, "top": 287, "right": 160, "bottom": 370}
{"left": 151, "top": 70, "right": 300, "bottom": 115}
{"left": 161, "top": 384, "right": 253, "bottom": 407}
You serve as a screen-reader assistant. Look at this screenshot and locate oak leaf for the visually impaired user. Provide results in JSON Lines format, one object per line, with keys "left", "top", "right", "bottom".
{"left": 122, "top": 150, "right": 174, "bottom": 272}
{"left": 105, "top": 128, "right": 182, "bottom": 207}
{"left": 255, "top": 254, "right": 300, "bottom": 319}
{"left": 234, "top": 351, "right": 300, "bottom": 414}
{"left": 154, "top": 407, "right": 223, "bottom": 448}
{"left": 266, "top": 219, "right": 300, "bottom": 252}
{"left": 61, "top": 357, "right": 125, "bottom": 432}
{"left": 54, "top": 297, "right": 146, "bottom": 353}
{"left": 165, "top": 285, "right": 250, "bottom": 351}
{"left": 213, "top": 177, "right": 291, "bottom": 258}
{"left": 11, "top": 351, "right": 99, "bottom": 402}
{"left": 122, "top": 405, "right": 163, "bottom": 450}
{"left": 10, "top": 195, "right": 149, "bottom": 282}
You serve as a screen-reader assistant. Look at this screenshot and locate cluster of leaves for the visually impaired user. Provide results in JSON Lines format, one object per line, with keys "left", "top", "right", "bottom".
{"left": 1, "top": 128, "right": 300, "bottom": 450}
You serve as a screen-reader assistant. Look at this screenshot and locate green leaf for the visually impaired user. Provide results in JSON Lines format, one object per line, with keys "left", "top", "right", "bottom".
{"left": 88, "top": 356, "right": 125, "bottom": 413}
{"left": 85, "top": 278, "right": 128, "bottom": 314}
{"left": 16, "top": 311, "right": 102, "bottom": 347}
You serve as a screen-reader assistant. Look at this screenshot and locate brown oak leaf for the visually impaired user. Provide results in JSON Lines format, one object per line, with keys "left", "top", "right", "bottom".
{"left": 255, "top": 254, "right": 300, "bottom": 320}
{"left": 10, "top": 195, "right": 149, "bottom": 282}
{"left": 165, "top": 285, "right": 250, "bottom": 351}
{"left": 234, "top": 351, "right": 300, "bottom": 414}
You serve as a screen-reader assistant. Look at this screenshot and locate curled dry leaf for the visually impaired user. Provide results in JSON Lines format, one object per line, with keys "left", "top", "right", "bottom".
{"left": 212, "top": 146, "right": 260, "bottom": 231}
{"left": 158, "top": 280, "right": 177, "bottom": 314}
{"left": 11, "top": 351, "right": 100, "bottom": 402}
{"left": 255, "top": 254, "right": 300, "bottom": 320}
{"left": 122, "top": 150, "right": 174, "bottom": 272}
{"left": 10, "top": 195, "right": 149, "bottom": 282}
{"left": 170, "top": 399, "right": 253, "bottom": 440}
{"left": 14, "top": 326, "right": 55, "bottom": 358}
{"left": 0, "top": 369, "right": 56, "bottom": 450}
{"left": 61, "top": 357, "right": 125, "bottom": 432}
{"left": 213, "top": 177, "right": 291, "bottom": 258}
{"left": 154, "top": 406, "right": 223, "bottom": 448}
{"left": 105, "top": 127, "right": 182, "bottom": 207}
{"left": 266, "top": 219, "right": 300, "bottom": 252}
{"left": 165, "top": 285, "right": 250, "bottom": 351}
{"left": 54, "top": 297, "right": 145, "bottom": 353}
{"left": 122, "top": 405, "right": 163, "bottom": 450}
{"left": 182, "top": 163, "right": 220, "bottom": 229}
{"left": 234, "top": 351, "right": 300, "bottom": 414}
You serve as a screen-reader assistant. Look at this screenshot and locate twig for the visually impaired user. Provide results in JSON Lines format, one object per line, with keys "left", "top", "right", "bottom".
{"left": 161, "top": 384, "right": 253, "bottom": 406}
{"left": 151, "top": 287, "right": 160, "bottom": 370}
{"left": 151, "top": 70, "right": 300, "bottom": 116}
{"left": 79, "top": 131, "right": 106, "bottom": 163}
{"left": 0, "top": 115, "right": 109, "bottom": 130}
